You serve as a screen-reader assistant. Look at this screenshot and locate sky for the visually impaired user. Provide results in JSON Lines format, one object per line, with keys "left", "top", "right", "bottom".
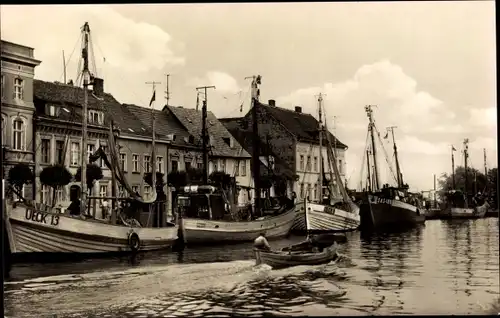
{"left": 1, "top": 2, "right": 496, "bottom": 192}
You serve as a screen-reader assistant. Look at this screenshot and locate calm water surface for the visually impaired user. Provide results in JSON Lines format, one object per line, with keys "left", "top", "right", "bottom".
{"left": 4, "top": 218, "right": 499, "bottom": 317}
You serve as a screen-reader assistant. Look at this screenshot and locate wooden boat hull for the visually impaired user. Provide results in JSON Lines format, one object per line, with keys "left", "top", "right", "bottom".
{"left": 6, "top": 203, "right": 178, "bottom": 255}
{"left": 360, "top": 194, "right": 425, "bottom": 230}
{"left": 293, "top": 200, "right": 360, "bottom": 233}
{"left": 182, "top": 207, "right": 297, "bottom": 244}
{"left": 443, "top": 202, "right": 489, "bottom": 219}
{"left": 254, "top": 244, "right": 337, "bottom": 269}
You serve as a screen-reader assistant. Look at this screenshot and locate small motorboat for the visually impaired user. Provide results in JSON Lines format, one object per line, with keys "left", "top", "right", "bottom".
{"left": 254, "top": 242, "right": 338, "bottom": 269}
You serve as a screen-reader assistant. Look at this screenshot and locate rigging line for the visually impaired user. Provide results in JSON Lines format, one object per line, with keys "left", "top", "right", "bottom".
{"left": 358, "top": 129, "right": 370, "bottom": 190}
{"left": 223, "top": 85, "right": 251, "bottom": 118}
{"left": 57, "top": 33, "right": 83, "bottom": 83}
{"left": 373, "top": 125, "right": 398, "bottom": 184}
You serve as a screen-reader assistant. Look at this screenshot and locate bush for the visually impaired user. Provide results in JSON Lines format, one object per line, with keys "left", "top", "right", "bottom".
{"left": 8, "top": 163, "right": 33, "bottom": 194}
{"left": 209, "top": 171, "right": 232, "bottom": 189}
{"left": 75, "top": 164, "right": 103, "bottom": 189}
{"left": 167, "top": 170, "right": 189, "bottom": 188}
{"left": 40, "top": 164, "right": 72, "bottom": 188}
{"left": 144, "top": 172, "right": 165, "bottom": 189}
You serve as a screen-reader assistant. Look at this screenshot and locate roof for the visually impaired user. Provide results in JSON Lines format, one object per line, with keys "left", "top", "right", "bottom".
{"left": 256, "top": 102, "right": 348, "bottom": 149}
{"left": 33, "top": 80, "right": 152, "bottom": 138}
{"left": 123, "top": 103, "right": 198, "bottom": 148}
{"left": 222, "top": 124, "right": 295, "bottom": 179}
{"left": 166, "top": 106, "right": 251, "bottom": 158}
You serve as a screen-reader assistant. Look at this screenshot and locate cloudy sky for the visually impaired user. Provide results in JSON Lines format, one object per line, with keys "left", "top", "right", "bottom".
{"left": 2, "top": 2, "right": 496, "bottom": 192}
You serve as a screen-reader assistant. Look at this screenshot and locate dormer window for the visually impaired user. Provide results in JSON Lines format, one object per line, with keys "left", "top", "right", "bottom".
{"left": 88, "top": 110, "right": 104, "bottom": 125}
{"left": 223, "top": 137, "right": 234, "bottom": 148}
{"left": 45, "top": 104, "right": 60, "bottom": 117}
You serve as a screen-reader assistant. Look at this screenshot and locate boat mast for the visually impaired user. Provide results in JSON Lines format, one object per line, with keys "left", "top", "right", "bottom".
{"left": 80, "top": 22, "right": 91, "bottom": 216}
{"left": 484, "top": 148, "right": 488, "bottom": 181}
{"left": 317, "top": 93, "right": 324, "bottom": 201}
{"left": 364, "top": 105, "right": 380, "bottom": 191}
{"left": 451, "top": 145, "right": 456, "bottom": 189}
{"left": 463, "top": 138, "right": 469, "bottom": 206}
{"left": 387, "top": 126, "right": 402, "bottom": 188}
{"left": 366, "top": 148, "right": 372, "bottom": 192}
{"left": 146, "top": 81, "right": 159, "bottom": 224}
{"left": 245, "top": 75, "right": 262, "bottom": 217}
{"left": 196, "top": 86, "right": 216, "bottom": 184}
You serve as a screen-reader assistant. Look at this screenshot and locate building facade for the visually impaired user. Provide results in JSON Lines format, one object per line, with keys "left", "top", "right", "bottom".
{"left": 1, "top": 40, "right": 42, "bottom": 200}
{"left": 222, "top": 100, "right": 348, "bottom": 203}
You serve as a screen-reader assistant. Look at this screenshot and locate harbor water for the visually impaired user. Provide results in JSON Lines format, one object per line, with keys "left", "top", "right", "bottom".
{"left": 4, "top": 218, "right": 499, "bottom": 317}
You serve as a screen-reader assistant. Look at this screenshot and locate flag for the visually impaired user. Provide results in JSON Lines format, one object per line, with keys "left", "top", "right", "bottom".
{"left": 452, "top": 146, "right": 456, "bottom": 151}
{"left": 384, "top": 132, "right": 388, "bottom": 139}
{"left": 149, "top": 90, "right": 156, "bottom": 107}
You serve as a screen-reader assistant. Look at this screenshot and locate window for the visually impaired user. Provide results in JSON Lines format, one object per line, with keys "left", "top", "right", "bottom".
{"left": 221, "top": 159, "right": 226, "bottom": 173}
{"left": 197, "top": 162, "right": 203, "bottom": 169}
{"left": 99, "top": 184, "right": 108, "bottom": 199}
{"left": 41, "top": 139, "right": 51, "bottom": 164}
{"left": 14, "top": 185, "right": 25, "bottom": 202}
{"left": 14, "top": 77, "right": 24, "bottom": 100}
{"left": 46, "top": 105, "right": 59, "bottom": 117}
{"left": 235, "top": 160, "right": 240, "bottom": 176}
{"left": 241, "top": 160, "right": 247, "bottom": 176}
{"left": 132, "top": 185, "right": 139, "bottom": 194}
{"left": 99, "top": 146, "right": 107, "bottom": 168}
{"left": 156, "top": 156, "right": 163, "bottom": 173}
{"left": 144, "top": 186, "right": 151, "bottom": 200}
{"left": 213, "top": 160, "right": 218, "bottom": 172}
{"left": 118, "top": 186, "right": 125, "bottom": 197}
{"left": 306, "top": 156, "right": 311, "bottom": 172}
{"left": 1, "top": 74, "right": 4, "bottom": 99}
{"left": 41, "top": 184, "right": 50, "bottom": 205}
{"left": 300, "top": 155, "right": 304, "bottom": 171}
{"left": 88, "top": 110, "right": 104, "bottom": 125}
{"left": 87, "top": 144, "right": 95, "bottom": 163}
{"left": 171, "top": 159, "right": 178, "bottom": 172}
{"left": 314, "top": 183, "right": 318, "bottom": 200}
{"left": 339, "top": 159, "right": 343, "bottom": 174}
{"left": 12, "top": 119, "right": 25, "bottom": 150}
{"left": 185, "top": 161, "right": 192, "bottom": 171}
{"left": 1, "top": 117, "right": 5, "bottom": 144}
{"left": 119, "top": 153, "right": 127, "bottom": 171}
{"left": 144, "top": 155, "right": 151, "bottom": 173}
{"left": 132, "top": 154, "right": 139, "bottom": 172}
{"left": 313, "top": 156, "right": 318, "bottom": 172}
{"left": 56, "top": 188, "right": 64, "bottom": 203}
{"left": 307, "top": 183, "right": 311, "bottom": 199}
{"left": 56, "top": 140, "right": 65, "bottom": 164}
{"left": 70, "top": 142, "right": 80, "bottom": 166}
{"left": 300, "top": 183, "right": 304, "bottom": 198}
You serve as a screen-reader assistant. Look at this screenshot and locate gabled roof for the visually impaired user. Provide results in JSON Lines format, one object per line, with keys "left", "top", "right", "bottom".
{"left": 166, "top": 106, "right": 250, "bottom": 158}
{"left": 221, "top": 122, "right": 295, "bottom": 179}
{"left": 33, "top": 80, "right": 152, "bottom": 138}
{"left": 122, "top": 103, "right": 198, "bottom": 148}
{"left": 256, "top": 102, "right": 348, "bottom": 149}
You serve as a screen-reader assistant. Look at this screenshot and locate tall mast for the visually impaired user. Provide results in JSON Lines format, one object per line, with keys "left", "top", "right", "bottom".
{"left": 451, "top": 145, "right": 456, "bottom": 189}
{"left": 245, "top": 75, "right": 262, "bottom": 217}
{"left": 463, "top": 138, "right": 469, "bottom": 204}
{"left": 146, "top": 81, "right": 160, "bottom": 199}
{"left": 196, "top": 85, "right": 216, "bottom": 184}
{"left": 387, "top": 126, "right": 402, "bottom": 187}
{"left": 62, "top": 50, "right": 67, "bottom": 84}
{"left": 317, "top": 93, "right": 324, "bottom": 200}
{"left": 364, "top": 105, "right": 380, "bottom": 191}
{"left": 483, "top": 148, "right": 488, "bottom": 178}
{"left": 366, "top": 148, "right": 372, "bottom": 192}
{"left": 165, "top": 73, "right": 171, "bottom": 107}
{"left": 80, "top": 22, "right": 91, "bottom": 216}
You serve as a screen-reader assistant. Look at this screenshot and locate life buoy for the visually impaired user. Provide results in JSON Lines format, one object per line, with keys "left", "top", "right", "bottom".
{"left": 128, "top": 232, "right": 140, "bottom": 252}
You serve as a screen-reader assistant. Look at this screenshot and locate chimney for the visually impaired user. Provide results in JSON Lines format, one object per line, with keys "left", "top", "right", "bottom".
{"left": 93, "top": 77, "right": 104, "bottom": 97}
{"left": 268, "top": 99, "right": 276, "bottom": 107}
{"left": 294, "top": 106, "right": 302, "bottom": 113}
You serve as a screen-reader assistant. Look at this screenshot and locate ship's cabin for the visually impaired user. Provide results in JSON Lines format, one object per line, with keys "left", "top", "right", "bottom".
{"left": 176, "top": 185, "right": 229, "bottom": 220}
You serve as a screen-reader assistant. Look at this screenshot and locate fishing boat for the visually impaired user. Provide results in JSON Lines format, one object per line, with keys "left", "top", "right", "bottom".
{"left": 4, "top": 22, "right": 178, "bottom": 260}
{"left": 359, "top": 105, "right": 425, "bottom": 230}
{"left": 441, "top": 139, "right": 490, "bottom": 219}
{"left": 177, "top": 75, "right": 296, "bottom": 244}
{"left": 254, "top": 243, "right": 338, "bottom": 269}
{"left": 293, "top": 93, "right": 360, "bottom": 233}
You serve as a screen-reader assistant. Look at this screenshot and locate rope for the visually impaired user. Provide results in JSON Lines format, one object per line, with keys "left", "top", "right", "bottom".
{"left": 373, "top": 125, "right": 398, "bottom": 184}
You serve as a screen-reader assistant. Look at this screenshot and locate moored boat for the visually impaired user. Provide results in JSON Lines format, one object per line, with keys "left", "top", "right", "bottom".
{"left": 254, "top": 243, "right": 338, "bottom": 269}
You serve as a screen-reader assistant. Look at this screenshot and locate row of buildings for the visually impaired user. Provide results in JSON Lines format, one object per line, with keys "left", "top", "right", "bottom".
{"left": 1, "top": 39, "right": 348, "bottom": 213}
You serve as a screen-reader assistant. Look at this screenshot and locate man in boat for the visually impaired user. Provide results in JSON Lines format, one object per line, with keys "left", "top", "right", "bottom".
{"left": 254, "top": 232, "right": 271, "bottom": 251}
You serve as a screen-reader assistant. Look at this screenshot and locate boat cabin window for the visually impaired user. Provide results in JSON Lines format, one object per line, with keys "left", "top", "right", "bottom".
{"left": 178, "top": 195, "right": 211, "bottom": 219}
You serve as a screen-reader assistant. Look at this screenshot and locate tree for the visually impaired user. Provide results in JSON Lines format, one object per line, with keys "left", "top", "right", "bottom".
{"left": 186, "top": 167, "right": 204, "bottom": 185}
{"left": 40, "top": 164, "right": 72, "bottom": 207}
{"left": 7, "top": 163, "right": 33, "bottom": 201}
{"left": 144, "top": 172, "right": 165, "bottom": 189}
{"left": 437, "top": 166, "right": 491, "bottom": 199}
{"left": 209, "top": 171, "right": 232, "bottom": 190}
{"left": 167, "top": 170, "right": 189, "bottom": 188}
